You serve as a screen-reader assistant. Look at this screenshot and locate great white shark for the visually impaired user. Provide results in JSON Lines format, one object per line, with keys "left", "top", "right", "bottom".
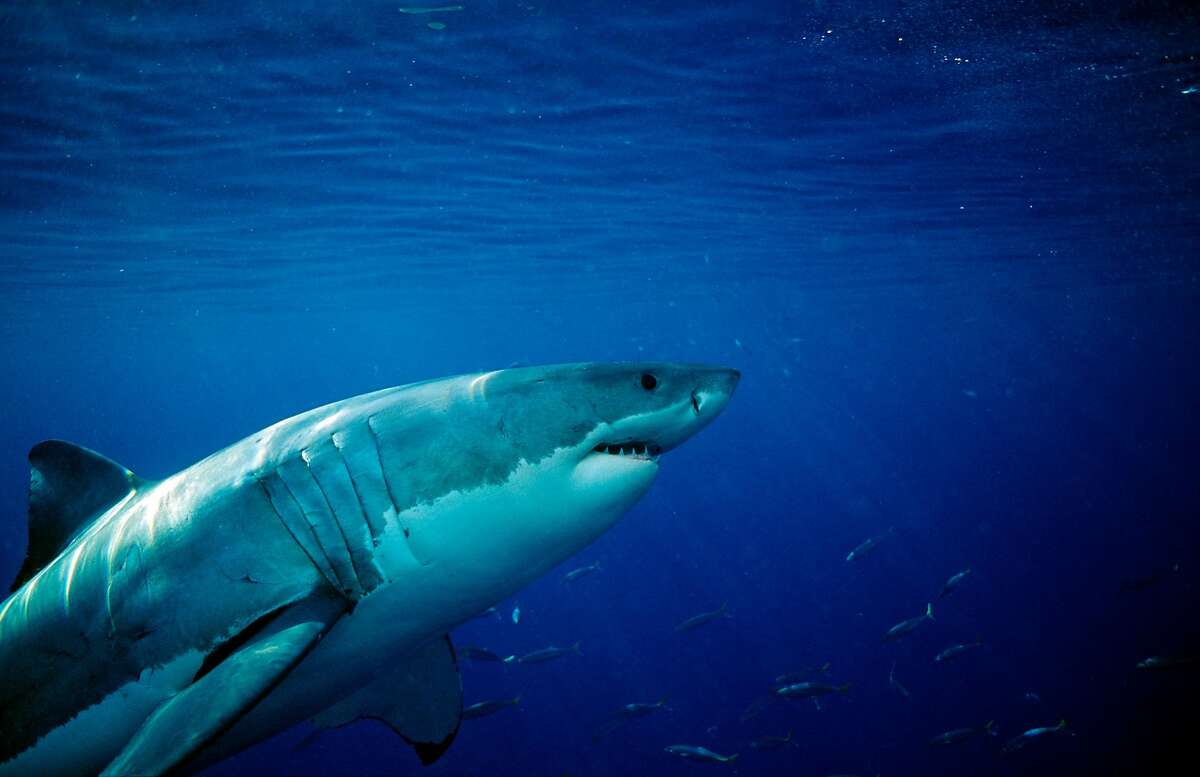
{"left": 0, "top": 362, "right": 738, "bottom": 775}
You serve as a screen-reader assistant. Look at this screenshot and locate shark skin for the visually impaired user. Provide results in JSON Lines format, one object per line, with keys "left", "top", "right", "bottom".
{"left": 0, "top": 362, "right": 739, "bottom": 775}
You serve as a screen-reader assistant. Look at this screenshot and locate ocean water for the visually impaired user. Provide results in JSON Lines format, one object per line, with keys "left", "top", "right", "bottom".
{"left": 1, "top": 1, "right": 1198, "bottom": 775}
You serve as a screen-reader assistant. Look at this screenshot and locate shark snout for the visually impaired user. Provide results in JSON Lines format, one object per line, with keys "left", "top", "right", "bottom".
{"left": 655, "top": 367, "right": 739, "bottom": 453}
{"left": 692, "top": 368, "right": 740, "bottom": 416}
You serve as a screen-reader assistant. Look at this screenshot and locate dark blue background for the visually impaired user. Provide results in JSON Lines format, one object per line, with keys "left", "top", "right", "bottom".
{"left": 2, "top": 2, "right": 1198, "bottom": 775}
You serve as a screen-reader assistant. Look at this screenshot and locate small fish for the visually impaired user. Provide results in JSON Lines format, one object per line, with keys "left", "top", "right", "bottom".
{"left": 1182, "top": 84, "right": 1199, "bottom": 95}
{"left": 1119, "top": 573, "right": 1162, "bottom": 594}
{"left": 846, "top": 527, "right": 894, "bottom": 562}
{"left": 739, "top": 694, "right": 774, "bottom": 723}
{"left": 889, "top": 662, "right": 912, "bottom": 701}
{"left": 675, "top": 602, "right": 731, "bottom": 632}
{"left": 397, "top": 4, "right": 464, "bottom": 13}
{"left": 664, "top": 745, "right": 738, "bottom": 764}
{"left": 775, "top": 681, "right": 852, "bottom": 699}
{"left": 1118, "top": 564, "right": 1177, "bottom": 595}
{"left": 517, "top": 641, "right": 582, "bottom": 664}
{"left": 462, "top": 695, "right": 522, "bottom": 719}
{"left": 617, "top": 697, "right": 669, "bottom": 718}
{"left": 1002, "top": 719, "right": 1066, "bottom": 752}
{"left": 750, "top": 730, "right": 794, "bottom": 751}
{"left": 938, "top": 569, "right": 972, "bottom": 598}
{"left": 564, "top": 561, "right": 602, "bottom": 582}
{"left": 883, "top": 603, "right": 933, "bottom": 643}
{"left": 929, "top": 720, "right": 997, "bottom": 746}
{"left": 512, "top": 606, "right": 521, "bottom": 624}
{"left": 773, "top": 662, "right": 832, "bottom": 688}
{"left": 459, "top": 646, "right": 515, "bottom": 663}
{"left": 592, "top": 697, "right": 669, "bottom": 741}
{"left": 1024, "top": 692, "right": 1042, "bottom": 704}
{"left": 934, "top": 640, "right": 983, "bottom": 664}
{"left": 1137, "top": 655, "right": 1200, "bottom": 670}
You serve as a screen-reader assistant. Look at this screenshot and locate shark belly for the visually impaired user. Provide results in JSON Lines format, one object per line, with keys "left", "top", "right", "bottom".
{"left": 192, "top": 446, "right": 657, "bottom": 768}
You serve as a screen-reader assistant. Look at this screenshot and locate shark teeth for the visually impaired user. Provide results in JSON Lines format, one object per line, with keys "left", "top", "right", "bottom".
{"left": 592, "top": 442, "right": 661, "bottom": 458}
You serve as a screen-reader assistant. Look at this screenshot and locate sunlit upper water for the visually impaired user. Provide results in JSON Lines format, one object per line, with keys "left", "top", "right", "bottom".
{"left": 1, "top": 2, "right": 1198, "bottom": 776}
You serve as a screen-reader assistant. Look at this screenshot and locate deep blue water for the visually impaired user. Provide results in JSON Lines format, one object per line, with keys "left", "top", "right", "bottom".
{"left": 2, "top": 1, "right": 1198, "bottom": 775}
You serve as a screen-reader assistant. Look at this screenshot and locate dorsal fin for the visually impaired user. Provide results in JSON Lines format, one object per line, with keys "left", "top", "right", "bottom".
{"left": 10, "top": 440, "right": 140, "bottom": 592}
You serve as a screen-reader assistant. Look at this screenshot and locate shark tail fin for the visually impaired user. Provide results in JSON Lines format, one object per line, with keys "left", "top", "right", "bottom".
{"left": 1056, "top": 719, "right": 1067, "bottom": 731}
{"left": 11, "top": 441, "right": 143, "bottom": 592}
{"left": 725, "top": 754, "right": 738, "bottom": 763}
{"left": 572, "top": 641, "right": 583, "bottom": 656}
{"left": 984, "top": 720, "right": 998, "bottom": 736}
{"left": 926, "top": 602, "right": 934, "bottom": 620}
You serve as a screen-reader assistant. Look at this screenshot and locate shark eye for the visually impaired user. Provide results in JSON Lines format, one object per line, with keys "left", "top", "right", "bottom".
{"left": 640, "top": 373, "right": 658, "bottom": 391}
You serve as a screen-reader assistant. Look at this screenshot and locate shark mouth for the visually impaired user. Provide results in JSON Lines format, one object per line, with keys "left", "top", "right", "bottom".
{"left": 592, "top": 441, "right": 662, "bottom": 460}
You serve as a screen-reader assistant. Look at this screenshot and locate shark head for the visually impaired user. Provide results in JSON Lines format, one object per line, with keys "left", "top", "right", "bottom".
{"left": 365, "top": 362, "right": 739, "bottom": 618}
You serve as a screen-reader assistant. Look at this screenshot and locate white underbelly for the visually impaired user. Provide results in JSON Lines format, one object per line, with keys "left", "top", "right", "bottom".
{"left": 197, "top": 451, "right": 649, "bottom": 765}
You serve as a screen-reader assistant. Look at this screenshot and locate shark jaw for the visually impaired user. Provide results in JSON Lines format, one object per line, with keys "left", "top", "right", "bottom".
{"left": 402, "top": 376, "right": 740, "bottom": 595}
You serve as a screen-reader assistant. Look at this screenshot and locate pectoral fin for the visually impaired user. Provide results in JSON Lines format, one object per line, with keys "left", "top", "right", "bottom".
{"left": 101, "top": 595, "right": 345, "bottom": 776}
{"left": 312, "top": 634, "right": 462, "bottom": 765}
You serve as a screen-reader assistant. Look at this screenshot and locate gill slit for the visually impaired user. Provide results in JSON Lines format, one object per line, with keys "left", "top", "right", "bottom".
{"left": 258, "top": 479, "right": 327, "bottom": 582}
{"left": 277, "top": 474, "right": 347, "bottom": 594}
{"left": 303, "top": 447, "right": 368, "bottom": 592}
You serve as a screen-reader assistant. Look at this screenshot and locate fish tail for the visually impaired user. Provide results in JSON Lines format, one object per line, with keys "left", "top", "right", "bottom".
{"left": 720, "top": 601, "right": 731, "bottom": 617}
{"left": 656, "top": 696, "right": 669, "bottom": 707}
{"left": 725, "top": 754, "right": 739, "bottom": 763}
{"left": 820, "top": 661, "right": 832, "bottom": 673}
{"left": 926, "top": 602, "right": 934, "bottom": 620}
{"left": 1056, "top": 719, "right": 1067, "bottom": 730}
{"left": 512, "top": 695, "right": 523, "bottom": 705}
{"left": 984, "top": 720, "right": 997, "bottom": 735}
{"left": 572, "top": 640, "right": 583, "bottom": 655}
{"left": 836, "top": 682, "right": 853, "bottom": 694}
